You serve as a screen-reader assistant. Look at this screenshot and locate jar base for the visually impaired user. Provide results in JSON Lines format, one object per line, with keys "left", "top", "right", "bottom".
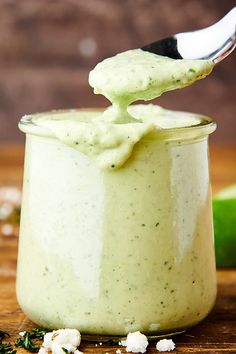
{"left": 81, "top": 329, "right": 186, "bottom": 343}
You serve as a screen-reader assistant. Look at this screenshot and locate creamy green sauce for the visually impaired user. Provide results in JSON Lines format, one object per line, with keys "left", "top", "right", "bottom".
{"left": 89, "top": 49, "right": 213, "bottom": 121}
{"left": 32, "top": 48, "right": 214, "bottom": 169}
{"left": 17, "top": 120, "right": 217, "bottom": 334}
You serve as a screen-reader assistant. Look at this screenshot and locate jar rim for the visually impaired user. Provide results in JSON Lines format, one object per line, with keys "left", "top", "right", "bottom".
{"left": 19, "top": 108, "right": 216, "bottom": 141}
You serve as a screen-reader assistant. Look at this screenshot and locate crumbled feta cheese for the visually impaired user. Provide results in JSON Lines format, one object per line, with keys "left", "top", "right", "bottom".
{"left": 1, "top": 223, "right": 14, "bottom": 236}
{"left": 43, "top": 332, "right": 53, "bottom": 349}
{"left": 39, "top": 329, "right": 81, "bottom": 354}
{"left": 38, "top": 348, "right": 47, "bottom": 354}
{"left": 116, "top": 350, "right": 122, "bottom": 354}
{"left": 0, "top": 203, "right": 14, "bottom": 220}
{"left": 19, "top": 331, "right": 26, "bottom": 337}
{"left": 0, "top": 187, "right": 21, "bottom": 206}
{"left": 60, "top": 343, "right": 77, "bottom": 352}
{"left": 121, "top": 331, "right": 148, "bottom": 353}
{"left": 156, "top": 339, "right": 175, "bottom": 352}
{"left": 50, "top": 343, "right": 66, "bottom": 354}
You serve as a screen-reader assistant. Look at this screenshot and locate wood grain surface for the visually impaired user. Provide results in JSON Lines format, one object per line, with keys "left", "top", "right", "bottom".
{"left": 0, "top": 143, "right": 236, "bottom": 353}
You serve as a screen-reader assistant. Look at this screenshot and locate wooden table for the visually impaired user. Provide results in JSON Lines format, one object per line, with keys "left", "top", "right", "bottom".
{"left": 0, "top": 143, "right": 236, "bottom": 354}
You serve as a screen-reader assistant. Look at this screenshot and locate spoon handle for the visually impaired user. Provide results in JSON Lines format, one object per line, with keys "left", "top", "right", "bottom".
{"left": 142, "top": 7, "right": 236, "bottom": 62}
{"left": 176, "top": 7, "right": 236, "bottom": 63}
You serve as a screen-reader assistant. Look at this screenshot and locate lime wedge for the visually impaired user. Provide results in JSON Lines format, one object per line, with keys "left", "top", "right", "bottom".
{"left": 213, "top": 184, "right": 236, "bottom": 267}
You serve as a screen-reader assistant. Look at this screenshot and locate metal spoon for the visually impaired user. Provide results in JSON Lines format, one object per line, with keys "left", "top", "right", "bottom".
{"left": 142, "top": 7, "right": 236, "bottom": 63}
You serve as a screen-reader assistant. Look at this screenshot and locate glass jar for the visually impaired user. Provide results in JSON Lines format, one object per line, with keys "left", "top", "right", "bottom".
{"left": 17, "top": 109, "right": 217, "bottom": 339}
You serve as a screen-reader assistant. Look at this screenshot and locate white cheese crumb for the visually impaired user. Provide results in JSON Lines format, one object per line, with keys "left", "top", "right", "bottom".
{"left": 39, "top": 329, "right": 81, "bottom": 354}
{"left": 61, "top": 344, "right": 77, "bottom": 352}
{"left": 116, "top": 350, "right": 122, "bottom": 354}
{"left": 38, "top": 348, "right": 47, "bottom": 354}
{"left": 121, "top": 331, "right": 148, "bottom": 353}
{"left": 19, "top": 331, "right": 26, "bottom": 337}
{"left": 51, "top": 343, "right": 67, "bottom": 354}
{"left": 1, "top": 223, "right": 14, "bottom": 236}
{"left": 156, "top": 339, "right": 175, "bottom": 352}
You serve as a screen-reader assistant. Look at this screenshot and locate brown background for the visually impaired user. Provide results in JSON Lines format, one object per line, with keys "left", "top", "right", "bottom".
{"left": 0, "top": 0, "right": 235, "bottom": 143}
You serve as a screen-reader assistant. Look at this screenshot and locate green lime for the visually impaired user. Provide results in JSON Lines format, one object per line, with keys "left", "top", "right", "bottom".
{"left": 213, "top": 184, "right": 236, "bottom": 267}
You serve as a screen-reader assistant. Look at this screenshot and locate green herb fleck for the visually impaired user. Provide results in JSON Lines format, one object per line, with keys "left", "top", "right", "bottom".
{"left": 0, "top": 343, "right": 17, "bottom": 354}
{"left": 189, "top": 68, "right": 196, "bottom": 73}
{"left": 15, "top": 328, "right": 46, "bottom": 353}
{"left": 0, "top": 331, "right": 16, "bottom": 354}
{"left": 15, "top": 334, "right": 38, "bottom": 352}
{"left": 28, "top": 328, "right": 46, "bottom": 340}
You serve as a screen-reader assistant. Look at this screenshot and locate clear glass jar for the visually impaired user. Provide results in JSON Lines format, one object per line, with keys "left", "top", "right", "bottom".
{"left": 17, "top": 109, "right": 217, "bottom": 339}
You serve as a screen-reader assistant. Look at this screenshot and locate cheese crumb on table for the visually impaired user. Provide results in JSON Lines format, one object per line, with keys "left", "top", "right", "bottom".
{"left": 116, "top": 350, "right": 122, "bottom": 354}
{"left": 156, "top": 339, "right": 175, "bottom": 352}
{"left": 38, "top": 329, "right": 82, "bottom": 354}
{"left": 19, "top": 331, "right": 26, "bottom": 337}
{"left": 38, "top": 348, "right": 47, "bottom": 354}
{"left": 121, "top": 331, "right": 148, "bottom": 353}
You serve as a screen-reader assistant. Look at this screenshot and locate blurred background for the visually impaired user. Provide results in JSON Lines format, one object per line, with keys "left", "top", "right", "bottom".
{"left": 0, "top": 0, "right": 235, "bottom": 143}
